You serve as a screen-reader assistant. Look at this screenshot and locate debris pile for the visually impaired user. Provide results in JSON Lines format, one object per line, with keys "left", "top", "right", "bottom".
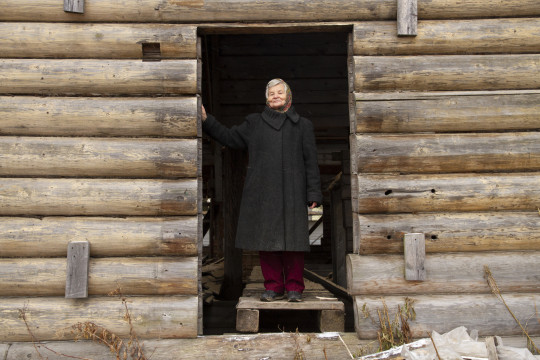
{"left": 359, "top": 326, "right": 539, "bottom": 360}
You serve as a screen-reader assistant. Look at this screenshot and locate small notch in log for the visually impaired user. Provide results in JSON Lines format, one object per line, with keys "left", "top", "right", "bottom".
{"left": 142, "top": 43, "right": 162, "bottom": 62}
{"left": 404, "top": 233, "right": 426, "bottom": 281}
{"left": 64, "top": 0, "right": 85, "bottom": 14}
{"left": 65, "top": 241, "right": 90, "bottom": 298}
{"left": 397, "top": 0, "right": 417, "bottom": 36}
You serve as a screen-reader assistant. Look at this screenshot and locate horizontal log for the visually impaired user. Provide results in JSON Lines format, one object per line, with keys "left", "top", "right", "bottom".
{"left": 354, "top": 293, "right": 540, "bottom": 339}
{"left": 354, "top": 132, "right": 540, "bottom": 173}
{"left": 347, "top": 251, "right": 540, "bottom": 296}
{"left": 0, "top": 96, "right": 197, "bottom": 137}
{"left": 356, "top": 173, "right": 540, "bottom": 214}
{"left": 357, "top": 211, "right": 540, "bottom": 254}
{"left": 3, "top": 333, "right": 372, "bottom": 360}
{"left": 0, "top": 257, "right": 198, "bottom": 296}
{"left": 0, "top": 178, "right": 197, "bottom": 216}
{"left": 0, "top": 216, "right": 198, "bottom": 257}
{"left": 354, "top": 18, "right": 540, "bottom": 55}
{"left": 355, "top": 91, "right": 540, "bottom": 133}
{"left": 354, "top": 54, "right": 540, "bottom": 92}
{"left": 0, "top": 295, "right": 198, "bottom": 341}
{"left": 0, "top": 23, "right": 197, "bottom": 59}
{"left": 1, "top": 0, "right": 539, "bottom": 22}
{"left": 0, "top": 59, "right": 197, "bottom": 96}
{"left": 0, "top": 137, "right": 197, "bottom": 178}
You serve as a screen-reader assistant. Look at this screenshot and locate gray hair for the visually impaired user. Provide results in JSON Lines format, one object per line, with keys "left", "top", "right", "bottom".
{"left": 265, "top": 78, "right": 288, "bottom": 99}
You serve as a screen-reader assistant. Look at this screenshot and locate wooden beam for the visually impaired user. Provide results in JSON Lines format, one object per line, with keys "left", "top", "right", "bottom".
{"left": 404, "top": 233, "right": 425, "bottom": 281}
{"left": 397, "top": 0, "right": 417, "bottom": 36}
{"left": 0, "top": 178, "right": 198, "bottom": 216}
{"left": 353, "top": 293, "right": 540, "bottom": 339}
{"left": 0, "top": 137, "right": 198, "bottom": 178}
{"left": 0, "top": 96, "right": 197, "bottom": 137}
{"left": 354, "top": 132, "right": 540, "bottom": 174}
{"left": 0, "top": 295, "right": 198, "bottom": 341}
{"left": 356, "top": 173, "right": 540, "bottom": 214}
{"left": 354, "top": 54, "right": 540, "bottom": 92}
{"left": 357, "top": 211, "right": 540, "bottom": 254}
{"left": 347, "top": 251, "right": 540, "bottom": 296}
{"left": 64, "top": 0, "right": 84, "bottom": 13}
{"left": 0, "top": 23, "right": 197, "bottom": 59}
{"left": 354, "top": 91, "right": 540, "bottom": 133}
{"left": 0, "top": 59, "right": 197, "bottom": 96}
{"left": 2, "top": 0, "right": 540, "bottom": 22}
{"left": 0, "top": 216, "right": 198, "bottom": 258}
{"left": 65, "top": 241, "right": 89, "bottom": 298}
{"left": 1, "top": 257, "right": 198, "bottom": 296}
{"left": 354, "top": 18, "right": 540, "bottom": 55}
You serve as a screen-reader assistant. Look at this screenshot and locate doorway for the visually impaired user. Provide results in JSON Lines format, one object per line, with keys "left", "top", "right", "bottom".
{"left": 200, "top": 29, "right": 353, "bottom": 333}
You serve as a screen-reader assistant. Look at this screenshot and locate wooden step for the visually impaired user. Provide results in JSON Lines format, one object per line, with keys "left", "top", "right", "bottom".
{"left": 236, "top": 267, "right": 345, "bottom": 333}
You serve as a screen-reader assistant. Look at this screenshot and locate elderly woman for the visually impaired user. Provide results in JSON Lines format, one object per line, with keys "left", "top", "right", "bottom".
{"left": 202, "top": 78, "right": 322, "bottom": 302}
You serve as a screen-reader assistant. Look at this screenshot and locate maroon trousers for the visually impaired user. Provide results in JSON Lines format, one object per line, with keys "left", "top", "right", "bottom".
{"left": 259, "top": 251, "right": 305, "bottom": 293}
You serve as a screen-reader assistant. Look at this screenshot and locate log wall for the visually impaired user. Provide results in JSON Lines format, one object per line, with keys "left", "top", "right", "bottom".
{"left": 0, "top": 21, "right": 201, "bottom": 341}
{"left": 349, "top": 16, "right": 540, "bottom": 339}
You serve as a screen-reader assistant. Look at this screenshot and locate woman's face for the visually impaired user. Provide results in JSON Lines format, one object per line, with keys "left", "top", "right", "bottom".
{"left": 267, "top": 83, "right": 287, "bottom": 110}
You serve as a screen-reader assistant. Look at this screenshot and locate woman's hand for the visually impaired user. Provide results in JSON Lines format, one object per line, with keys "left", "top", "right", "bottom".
{"left": 201, "top": 105, "right": 207, "bottom": 121}
{"left": 308, "top": 202, "right": 318, "bottom": 209}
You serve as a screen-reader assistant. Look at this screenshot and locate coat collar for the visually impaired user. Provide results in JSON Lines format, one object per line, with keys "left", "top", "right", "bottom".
{"left": 261, "top": 106, "right": 299, "bottom": 130}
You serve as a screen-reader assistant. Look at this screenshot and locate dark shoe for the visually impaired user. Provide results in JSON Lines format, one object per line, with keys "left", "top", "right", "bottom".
{"left": 287, "top": 291, "right": 303, "bottom": 302}
{"left": 260, "top": 290, "right": 284, "bottom": 302}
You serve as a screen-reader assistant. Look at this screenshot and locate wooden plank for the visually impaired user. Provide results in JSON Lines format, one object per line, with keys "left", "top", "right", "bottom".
{"left": 0, "top": 257, "right": 198, "bottom": 296}
{"left": 0, "top": 59, "right": 197, "bottom": 96}
{"left": 0, "top": 216, "right": 197, "bottom": 258}
{"left": 65, "top": 241, "right": 89, "bottom": 299}
{"left": 318, "top": 310, "right": 345, "bottom": 332}
{"left": 0, "top": 137, "right": 197, "bottom": 178}
{"left": 354, "top": 18, "right": 540, "bottom": 55}
{"left": 356, "top": 173, "right": 540, "bottom": 214}
{"left": 353, "top": 293, "right": 540, "bottom": 339}
{"left": 4, "top": 333, "right": 373, "bottom": 360}
{"left": 0, "top": 178, "right": 198, "bottom": 216}
{"left": 357, "top": 211, "right": 540, "bottom": 254}
{"left": 397, "top": 0, "right": 417, "bottom": 36}
{"left": 354, "top": 54, "right": 540, "bottom": 92}
{"left": 0, "top": 96, "right": 197, "bottom": 137}
{"left": 2, "top": 0, "right": 539, "bottom": 22}
{"left": 237, "top": 296, "right": 344, "bottom": 311}
{"left": 236, "top": 309, "right": 259, "bottom": 333}
{"left": 355, "top": 92, "right": 540, "bottom": 133}
{"left": 64, "top": 0, "right": 84, "bottom": 13}
{"left": 347, "top": 251, "right": 540, "bottom": 296}
{"left": 404, "top": 233, "right": 425, "bottom": 281}
{"left": 0, "top": 295, "right": 198, "bottom": 341}
{"left": 0, "top": 23, "right": 197, "bottom": 59}
{"left": 354, "top": 132, "right": 540, "bottom": 174}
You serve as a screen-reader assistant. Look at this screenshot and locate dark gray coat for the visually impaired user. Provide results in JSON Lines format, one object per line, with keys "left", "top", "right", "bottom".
{"left": 203, "top": 106, "right": 322, "bottom": 252}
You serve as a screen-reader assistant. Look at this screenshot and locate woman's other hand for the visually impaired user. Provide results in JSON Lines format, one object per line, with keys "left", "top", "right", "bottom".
{"left": 201, "top": 105, "right": 207, "bottom": 121}
{"left": 308, "top": 202, "right": 318, "bottom": 209}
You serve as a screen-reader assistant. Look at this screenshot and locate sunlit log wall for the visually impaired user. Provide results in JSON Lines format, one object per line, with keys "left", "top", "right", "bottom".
{"left": 348, "top": 17, "right": 540, "bottom": 339}
{"left": 0, "top": 21, "right": 201, "bottom": 341}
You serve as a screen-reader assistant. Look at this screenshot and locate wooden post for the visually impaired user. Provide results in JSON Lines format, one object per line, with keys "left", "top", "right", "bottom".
{"left": 404, "top": 233, "right": 425, "bottom": 281}
{"left": 65, "top": 241, "right": 90, "bottom": 298}
{"left": 397, "top": 0, "right": 417, "bottom": 36}
{"left": 64, "top": 0, "right": 84, "bottom": 13}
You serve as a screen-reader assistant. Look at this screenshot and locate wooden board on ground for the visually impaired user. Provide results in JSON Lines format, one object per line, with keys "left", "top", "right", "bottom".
{"left": 237, "top": 266, "right": 345, "bottom": 333}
